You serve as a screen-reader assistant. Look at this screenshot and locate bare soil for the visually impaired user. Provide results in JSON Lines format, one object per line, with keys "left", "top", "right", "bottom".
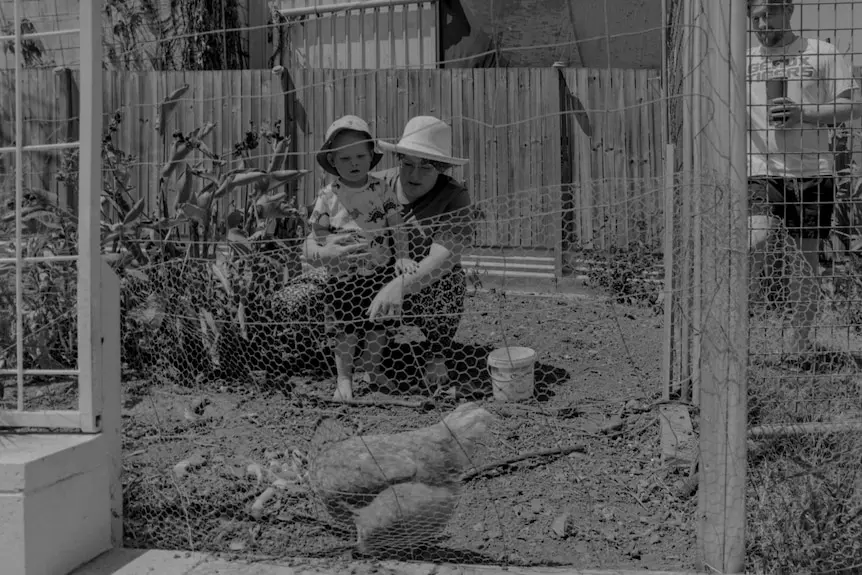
{"left": 14, "top": 288, "right": 699, "bottom": 572}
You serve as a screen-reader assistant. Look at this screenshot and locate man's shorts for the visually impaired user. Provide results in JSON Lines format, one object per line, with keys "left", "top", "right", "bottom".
{"left": 748, "top": 177, "right": 835, "bottom": 240}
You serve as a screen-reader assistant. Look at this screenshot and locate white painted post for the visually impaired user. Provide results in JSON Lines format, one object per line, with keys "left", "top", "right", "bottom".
{"left": 697, "top": 0, "right": 748, "bottom": 572}
{"left": 77, "top": 0, "right": 104, "bottom": 433}
{"left": 100, "top": 259, "right": 123, "bottom": 546}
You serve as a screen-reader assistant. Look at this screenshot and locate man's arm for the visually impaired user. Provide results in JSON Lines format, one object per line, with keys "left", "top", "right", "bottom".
{"left": 801, "top": 91, "right": 855, "bottom": 126}
{"left": 803, "top": 45, "right": 859, "bottom": 126}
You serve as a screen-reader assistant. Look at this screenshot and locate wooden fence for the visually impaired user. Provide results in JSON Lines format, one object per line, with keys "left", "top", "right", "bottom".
{"left": 2, "top": 67, "right": 665, "bottom": 253}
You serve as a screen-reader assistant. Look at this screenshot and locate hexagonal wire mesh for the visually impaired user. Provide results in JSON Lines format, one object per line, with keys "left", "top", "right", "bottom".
{"left": 3, "top": 0, "right": 862, "bottom": 573}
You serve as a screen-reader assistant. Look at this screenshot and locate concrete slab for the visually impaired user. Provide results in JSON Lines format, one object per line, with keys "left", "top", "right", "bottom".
{"left": 0, "top": 434, "right": 107, "bottom": 493}
{"left": 73, "top": 549, "right": 703, "bottom": 575}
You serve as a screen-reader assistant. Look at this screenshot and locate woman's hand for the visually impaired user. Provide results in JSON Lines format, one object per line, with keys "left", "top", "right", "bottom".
{"left": 368, "top": 278, "right": 405, "bottom": 321}
{"left": 394, "top": 257, "right": 420, "bottom": 275}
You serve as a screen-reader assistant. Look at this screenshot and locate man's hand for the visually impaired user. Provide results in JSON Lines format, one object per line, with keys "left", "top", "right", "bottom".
{"left": 768, "top": 97, "right": 803, "bottom": 127}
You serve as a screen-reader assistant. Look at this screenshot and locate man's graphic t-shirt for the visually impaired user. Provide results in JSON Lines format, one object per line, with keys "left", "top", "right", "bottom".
{"left": 747, "top": 36, "right": 856, "bottom": 178}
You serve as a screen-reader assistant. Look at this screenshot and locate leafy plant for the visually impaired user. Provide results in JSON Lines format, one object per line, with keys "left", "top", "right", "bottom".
{"left": 3, "top": 87, "right": 312, "bottom": 385}
{"left": 0, "top": 189, "right": 79, "bottom": 372}
{"left": 584, "top": 240, "right": 662, "bottom": 309}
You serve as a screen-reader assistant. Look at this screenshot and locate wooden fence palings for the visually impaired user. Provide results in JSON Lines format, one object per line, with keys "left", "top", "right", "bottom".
{"left": 2, "top": 67, "right": 670, "bottom": 252}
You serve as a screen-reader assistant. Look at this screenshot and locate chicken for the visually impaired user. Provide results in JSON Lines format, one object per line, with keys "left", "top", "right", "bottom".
{"left": 307, "top": 402, "right": 494, "bottom": 553}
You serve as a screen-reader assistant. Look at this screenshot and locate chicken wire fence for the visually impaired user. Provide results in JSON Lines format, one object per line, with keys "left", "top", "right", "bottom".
{"left": 666, "top": 1, "right": 862, "bottom": 573}
{"left": 2, "top": 0, "right": 861, "bottom": 572}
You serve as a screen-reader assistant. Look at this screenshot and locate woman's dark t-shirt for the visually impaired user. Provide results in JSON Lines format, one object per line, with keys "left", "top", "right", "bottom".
{"left": 375, "top": 168, "right": 474, "bottom": 263}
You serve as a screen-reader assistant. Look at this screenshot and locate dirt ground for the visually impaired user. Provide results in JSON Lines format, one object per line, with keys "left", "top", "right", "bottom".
{"left": 101, "top": 287, "right": 698, "bottom": 572}
{"left": 6, "top": 270, "right": 862, "bottom": 573}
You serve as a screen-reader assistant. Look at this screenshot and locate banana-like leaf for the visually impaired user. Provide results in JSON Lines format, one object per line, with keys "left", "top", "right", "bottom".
{"left": 124, "top": 268, "right": 150, "bottom": 283}
{"left": 20, "top": 210, "right": 63, "bottom": 229}
{"left": 200, "top": 308, "right": 220, "bottom": 338}
{"left": 101, "top": 231, "right": 120, "bottom": 244}
{"left": 237, "top": 303, "right": 248, "bottom": 341}
{"left": 227, "top": 227, "right": 249, "bottom": 244}
{"left": 123, "top": 197, "right": 146, "bottom": 225}
{"left": 211, "top": 263, "right": 233, "bottom": 297}
{"left": 160, "top": 140, "right": 192, "bottom": 180}
{"left": 269, "top": 169, "right": 308, "bottom": 183}
{"left": 156, "top": 84, "right": 190, "bottom": 136}
{"left": 197, "top": 122, "right": 217, "bottom": 140}
{"left": 141, "top": 217, "right": 186, "bottom": 231}
{"left": 173, "top": 169, "right": 195, "bottom": 211}
{"left": 215, "top": 170, "right": 270, "bottom": 198}
{"left": 267, "top": 137, "right": 291, "bottom": 173}
{"left": 190, "top": 168, "right": 220, "bottom": 188}
{"left": 181, "top": 203, "right": 209, "bottom": 224}
{"left": 213, "top": 173, "right": 238, "bottom": 199}
{"left": 227, "top": 227, "right": 252, "bottom": 256}
{"left": 194, "top": 187, "right": 216, "bottom": 209}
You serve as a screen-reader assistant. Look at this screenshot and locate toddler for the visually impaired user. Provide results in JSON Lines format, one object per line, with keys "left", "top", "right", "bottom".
{"left": 309, "top": 115, "right": 409, "bottom": 401}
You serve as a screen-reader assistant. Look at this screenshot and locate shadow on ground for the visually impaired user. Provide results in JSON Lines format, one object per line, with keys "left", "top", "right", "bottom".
{"left": 380, "top": 341, "right": 568, "bottom": 402}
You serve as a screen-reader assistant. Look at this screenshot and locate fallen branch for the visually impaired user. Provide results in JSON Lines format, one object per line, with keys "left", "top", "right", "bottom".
{"left": 295, "top": 392, "right": 432, "bottom": 410}
{"left": 749, "top": 420, "right": 862, "bottom": 439}
{"left": 461, "top": 444, "right": 586, "bottom": 482}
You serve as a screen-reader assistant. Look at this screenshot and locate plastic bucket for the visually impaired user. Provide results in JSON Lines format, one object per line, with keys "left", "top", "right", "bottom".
{"left": 487, "top": 346, "right": 536, "bottom": 402}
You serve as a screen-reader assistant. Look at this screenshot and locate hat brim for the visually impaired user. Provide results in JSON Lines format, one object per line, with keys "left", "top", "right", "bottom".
{"left": 378, "top": 141, "right": 469, "bottom": 166}
{"left": 316, "top": 127, "right": 383, "bottom": 176}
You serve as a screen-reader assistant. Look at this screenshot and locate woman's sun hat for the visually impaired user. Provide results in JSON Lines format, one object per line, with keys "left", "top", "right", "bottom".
{"left": 316, "top": 115, "right": 383, "bottom": 176}
{"left": 379, "top": 116, "right": 468, "bottom": 166}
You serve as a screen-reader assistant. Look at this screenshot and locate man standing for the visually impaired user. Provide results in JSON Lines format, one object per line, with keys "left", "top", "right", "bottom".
{"left": 747, "top": 0, "right": 857, "bottom": 359}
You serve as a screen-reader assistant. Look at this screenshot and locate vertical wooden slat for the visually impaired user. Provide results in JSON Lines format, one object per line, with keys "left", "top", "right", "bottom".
{"left": 292, "top": 69, "right": 311, "bottom": 206}
{"left": 337, "top": 69, "right": 349, "bottom": 116}
{"left": 381, "top": 69, "right": 396, "bottom": 164}
{"left": 527, "top": 68, "right": 538, "bottom": 249}
{"left": 439, "top": 67, "right": 453, "bottom": 175}
{"left": 545, "top": 69, "right": 563, "bottom": 274}
{"left": 532, "top": 69, "right": 545, "bottom": 250}
{"left": 210, "top": 70, "right": 226, "bottom": 216}
{"left": 375, "top": 70, "right": 391, "bottom": 163}
{"left": 508, "top": 67, "right": 521, "bottom": 248}
{"left": 458, "top": 69, "right": 477, "bottom": 241}
{"left": 147, "top": 71, "right": 160, "bottom": 218}
{"left": 480, "top": 70, "right": 494, "bottom": 247}
{"left": 515, "top": 67, "right": 529, "bottom": 247}
{"left": 395, "top": 68, "right": 409, "bottom": 146}
{"left": 495, "top": 68, "right": 510, "bottom": 248}
{"left": 623, "top": 69, "right": 637, "bottom": 245}
{"left": 407, "top": 69, "right": 419, "bottom": 123}
{"left": 356, "top": 68, "right": 368, "bottom": 128}
{"left": 250, "top": 70, "right": 263, "bottom": 170}
{"left": 573, "top": 68, "right": 591, "bottom": 250}
{"left": 638, "top": 71, "right": 655, "bottom": 244}
{"left": 612, "top": 68, "right": 627, "bottom": 248}
{"left": 593, "top": 69, "right": 608, "bottom": 250}
{"left": 317, "top": 66, "right": 328, "bottom": 194}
